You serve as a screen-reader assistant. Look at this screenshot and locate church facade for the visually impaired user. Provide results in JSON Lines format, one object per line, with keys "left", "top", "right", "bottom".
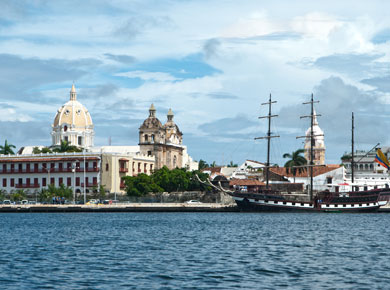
{"left": 139, "top": 104, "right": 185, "bottom": 170}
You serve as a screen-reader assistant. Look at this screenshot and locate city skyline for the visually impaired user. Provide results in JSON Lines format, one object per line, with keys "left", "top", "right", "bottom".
{"left": 1, "top": 1, "right": 390, "bottom": 165}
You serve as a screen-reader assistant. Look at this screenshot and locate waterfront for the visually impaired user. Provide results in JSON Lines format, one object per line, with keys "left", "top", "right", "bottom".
{"left": 1, "top": 213, "right": 390, "bottom": 289}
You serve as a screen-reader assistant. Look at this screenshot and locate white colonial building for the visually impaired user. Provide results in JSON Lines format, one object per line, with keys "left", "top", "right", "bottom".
{"left": 0, "top": 84, "right": 198, "bottom": 196}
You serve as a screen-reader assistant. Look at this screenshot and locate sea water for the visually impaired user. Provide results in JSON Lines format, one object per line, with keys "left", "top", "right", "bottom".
{"left": 0, "top": 212, "right": 389, "bottom": 289}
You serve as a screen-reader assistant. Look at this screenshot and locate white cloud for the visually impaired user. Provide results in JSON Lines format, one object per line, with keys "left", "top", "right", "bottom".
{"left": 115, "top": 71, "right": 179, "bottom": 82}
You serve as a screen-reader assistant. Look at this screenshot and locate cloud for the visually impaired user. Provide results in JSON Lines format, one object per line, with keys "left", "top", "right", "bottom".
{"left": 198, "top": 114, "right": 258, "bottom": 136}
{"left": 372, "top": 28, "right": 390, "bottom": 44}
{"left": 104, "top": 53, "right": 136, "bottom": 64}
{"left": 361, "top": 76, "right": 390, "bottom": 92}
{"left": 310, "top": 53, "right": 386, "bottom": 78}
{"left": 0, "top": 54, "right": 102, "bottom": 101}
{"left": 203, "top": 38, "right": 221, "bottom": 58}
{"left": 113, "top": 15, "right": 173, "bottom": 39}
{"left": 116, "top": 71, "right": 178, "bottom": 82}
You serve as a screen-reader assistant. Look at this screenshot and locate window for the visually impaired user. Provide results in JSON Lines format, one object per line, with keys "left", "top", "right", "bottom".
{"left": 26, "top": 178, "right": 30, "bottom": 185}
{"left": 67, "top": 162, "right": 71, "bottom": 169}
{"left": 18, "top": 178, "right": 22, "bottom": 185}
{"left": 335, "top": 204, "right": 338, "bottom": 207}
{"left": 283, "top": 202, "right": 287, "bottom": 205}
{"left": 151, "top": 134, "right": 155, "bottom": 142}
{"left": 42, "top": 178, "right": 46, "bottom": 187}
{"left": 59, "top": 178, "right": 63, "bottom": 185}
{"left": 34, "top": 178, "right": 38, "bottom": 185}
{"left": 67, "top": 177, "right": 71, "bottom": 187}
{"left": 106, "top": 163, "right": 109, "bottom": 171}
{"left": 18, "top": 164, "right": 22, "bottom": 171}
{"left": 2, "top": 164, "right": 6, "bottom": 172}
{"left": 10, "top": 178, "right": 14, "bottom": 187}
{"left": 93, "top": 162, "right": 97, "bottom": 169}
{"left": 326, "top": 204, "right": 329, "bottom": 207}
{"left": 359, "top": 204, "right": 362, "bottom": 207}
{"left": 93, "top": 177, "right": 97, "bottom": 185}
{"left": 2, "top": 178, "right": 6, "bottom": 187}
{"left": 147, "top": 151, "right": 152, "bottom": 156}
{"left": 34, "top": 163, "right": 38, "bottom": 172}
{"left": 150, "top": 164, "right": 153, "bottom": 173}
{"left": 64, "top": 136, "right": 68, "bottom": 142}
{"left": 50, "top": 178, "right": 55, "bottom": 185}
{"left": 301, "top": 203, "right": 304, "bottom": 206}
{"left": 343, "top": 204, "right": 346, "bottom": 207}
{"left": 274, "top": 201, "right": 278, "bottom": 204}
{"left": 326, "top": 177, "right": 332, "bottom": 184}
{"left": 78, "top": 136, "right": 82, "bottom": 146}
{"left": 26, "top": 164, "right": 30, "bottom": 172}
{"left": 51, "top": 163, "right": 55, "bottom": 169}
{"left": 145, "top": 135, "right": 148, "bottom": 142}
{"left": 76, "top": 177, "right": 80, "bottom": 186}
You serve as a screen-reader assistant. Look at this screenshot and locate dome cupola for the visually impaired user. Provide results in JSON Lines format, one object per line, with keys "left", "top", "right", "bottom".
{"left": 51, "top": 84, "right": 94, "bottom": 148}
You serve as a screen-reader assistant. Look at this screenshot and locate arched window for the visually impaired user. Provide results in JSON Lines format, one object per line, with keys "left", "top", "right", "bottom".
{"left": 151, "top": 134, "right": 155, "bottom": 142}
{"left": 359, "top": 164, "right": 363, "bottom": 170}
{"left": 173, "top": 155, "right": 177, "bottom": 168}
{"left": 370, "top": 164, "right": 373, "bottom": 170}
{"left": 144, "top": 135, "right": 148, "bottom": 142}
{"left": 365, "top": 164, "right": 368, "bottom": 170}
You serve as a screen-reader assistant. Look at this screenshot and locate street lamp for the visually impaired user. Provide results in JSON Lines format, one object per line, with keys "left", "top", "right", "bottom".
{"left": 72, "top": 160, "right": 79, "bottom": 204}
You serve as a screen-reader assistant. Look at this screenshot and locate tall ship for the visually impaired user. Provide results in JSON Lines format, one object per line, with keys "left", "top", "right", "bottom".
{"left": 228, "top": 94, "right": 390, "bottom": 212}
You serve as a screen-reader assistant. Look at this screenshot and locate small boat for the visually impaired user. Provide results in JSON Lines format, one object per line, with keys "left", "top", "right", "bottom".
{"left": 228, "top": 94, "right": 390, "bottom": 212}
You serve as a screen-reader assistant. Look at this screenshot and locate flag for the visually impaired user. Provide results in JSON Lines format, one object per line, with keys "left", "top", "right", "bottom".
{"left": 375, "top": 149, "right": 390, "bottom": 170}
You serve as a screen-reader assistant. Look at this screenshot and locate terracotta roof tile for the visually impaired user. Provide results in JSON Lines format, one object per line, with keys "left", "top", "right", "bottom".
{"left": 269, "top": 165, "right": 341, "bottom": 178}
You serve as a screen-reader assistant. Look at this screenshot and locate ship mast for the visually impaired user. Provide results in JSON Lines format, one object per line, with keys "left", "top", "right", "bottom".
{"left": 297, "top": 93, "right": 322, "bottom": 200}
{"left": 255, "top": 94, "right": 279, "bottom": 190}
{"left": 351, "top": 112, "right": 354, "bottom": 185}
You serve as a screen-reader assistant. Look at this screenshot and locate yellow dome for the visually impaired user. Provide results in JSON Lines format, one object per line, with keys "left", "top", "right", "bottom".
{"left": 51, "top": 85, "right": 94, "bottom": 148}
{"left": 52, "top": 85, "right": 93, "bottom": 130}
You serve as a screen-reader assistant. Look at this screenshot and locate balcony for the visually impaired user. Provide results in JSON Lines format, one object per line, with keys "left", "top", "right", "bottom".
{"left": 15, "top": 183, "right": 40, "bottom": 188}
{"left": 119, "top": 168, "right": 128, "bottom": 173}
{"left": 120, "top": 182, "right": 126, "bottom": 189}
{"left": 80, "top": 182, "right": 99, "bottom": 188}
{"left": 0, "top": 167, "right": 100, "bottom": 174}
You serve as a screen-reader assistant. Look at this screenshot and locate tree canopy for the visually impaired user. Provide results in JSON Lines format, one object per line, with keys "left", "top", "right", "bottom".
{"left": 0, "top": 140, "right": 16, "bottom": 155}
{"left": 283, "top": 149, "right": 307, "bottom": 181}
{"left": 122, "top": 166, "right": 210, "bottom": 196}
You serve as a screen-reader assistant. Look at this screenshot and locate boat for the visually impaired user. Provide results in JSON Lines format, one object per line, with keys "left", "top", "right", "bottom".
{"left": 228, "top": 94, "right": 390, "bottom": 212}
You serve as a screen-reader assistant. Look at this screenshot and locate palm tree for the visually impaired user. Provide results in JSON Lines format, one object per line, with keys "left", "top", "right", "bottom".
{"left": 227, "top": 161, "right": 238, "bottom": 167}
{"left": 283, "top": 149, "right": 307, "bottom": 183}
{"left": 0, "top": 140, "right": 16, "bottom": 155}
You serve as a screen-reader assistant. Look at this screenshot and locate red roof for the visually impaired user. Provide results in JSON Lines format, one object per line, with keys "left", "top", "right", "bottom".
{"left": 269, "top": 165, "right": 341, "bottom": 178}
{"left": 229, "top": 179, "right": 265, "bottom": 186}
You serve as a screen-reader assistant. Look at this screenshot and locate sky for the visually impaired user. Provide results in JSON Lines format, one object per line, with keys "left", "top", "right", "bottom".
{"left": 1, "top": 0, "right": 390, "bottom": 166}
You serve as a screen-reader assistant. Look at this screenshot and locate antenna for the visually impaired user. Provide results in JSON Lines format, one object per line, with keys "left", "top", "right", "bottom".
{"left": 254, "top": 94, "right": 280, "bottom": 190}
{"left": 108, "top": 136, "right": 112, "bottom": 146}
{"left": 296, "top": 93, "right": 323, "bottom": 199}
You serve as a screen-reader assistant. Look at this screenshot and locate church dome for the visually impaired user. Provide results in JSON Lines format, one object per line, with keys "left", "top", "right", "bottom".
{"left": 51, "top": 84, "right": 94, "bottom": 148}
{"left": 140, "top": 104, "right": 163, "bottom": 129}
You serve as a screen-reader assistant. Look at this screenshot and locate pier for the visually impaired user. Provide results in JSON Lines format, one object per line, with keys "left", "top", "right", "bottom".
{"left": 0, "top": 203, "right": 238, "bottom": 213}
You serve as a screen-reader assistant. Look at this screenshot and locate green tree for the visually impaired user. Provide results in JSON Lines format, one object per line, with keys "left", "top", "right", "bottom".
{"left": 198, "top": 159, "right": 209, "bottom": 170}
{"left": 210, "top": 161, "right": 217, "bottom": 168}
{"left": 283, "top": 149, "right": 307, "bottom": 182}
{"left": 11, "top": 189, "right": 27, "bottom": 201}
{"left": 227, "top": 161, "right": 238, "bottom": 167}
{"left": 0, "top": 140, "right": 16, "bottom": 155}
{"left": 53, "top": 140, "right": 82, "bottom": 153}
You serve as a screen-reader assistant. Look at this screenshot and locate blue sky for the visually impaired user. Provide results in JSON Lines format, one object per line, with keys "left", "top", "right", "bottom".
{"left": 1, "top": 0, "right": 390, "bottom": 166}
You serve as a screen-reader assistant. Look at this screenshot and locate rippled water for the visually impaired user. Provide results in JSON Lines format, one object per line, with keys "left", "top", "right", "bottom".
{"left": 1, "top": 213, "right": 390, "bottom": 289}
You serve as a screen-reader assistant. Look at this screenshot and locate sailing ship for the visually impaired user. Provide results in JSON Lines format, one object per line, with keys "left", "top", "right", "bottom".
{"left": 228, "top": 94, "right": 390, "bottom": 212}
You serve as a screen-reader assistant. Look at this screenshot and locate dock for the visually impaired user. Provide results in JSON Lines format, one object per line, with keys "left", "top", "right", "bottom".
{"left": 0, "top": 203, "right": 239, "bottom": 213}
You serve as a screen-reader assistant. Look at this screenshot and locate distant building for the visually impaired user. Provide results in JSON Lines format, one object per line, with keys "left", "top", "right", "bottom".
{"left": 304, "top": 109, "right": 325, "bottom": 165}
{"left": 139, "top": 104, "right": 197, "bottom": 170}
{"left": 51, "top": 84, "right": 94, "bottom": 148}
{"left": 0, "top": 85, "right": 198, "bottom": 195}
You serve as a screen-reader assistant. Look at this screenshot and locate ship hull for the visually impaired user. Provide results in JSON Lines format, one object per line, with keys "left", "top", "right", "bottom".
{"left": 232, "top": 191, "right": 388, "bottom": 213}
